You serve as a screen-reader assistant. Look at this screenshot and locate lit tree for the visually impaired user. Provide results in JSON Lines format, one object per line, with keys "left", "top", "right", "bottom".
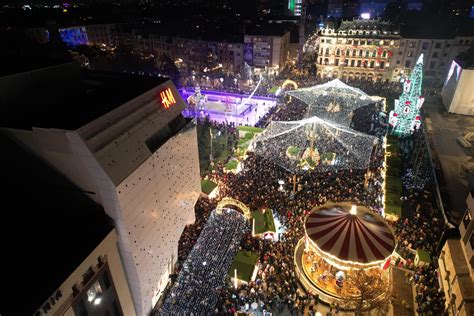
{"left": 389, "top": 54, "right": 425, "bottom": 137}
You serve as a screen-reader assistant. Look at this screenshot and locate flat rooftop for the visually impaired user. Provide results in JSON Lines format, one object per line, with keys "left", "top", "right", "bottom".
{"left": 423, "top": 96, "right": 474, "bottom": 222}
{"left": 0, "top": 134, "right": 113, "bottom": 315}
{"left": 0, "top": 62, "right": 168, "bottom": 131}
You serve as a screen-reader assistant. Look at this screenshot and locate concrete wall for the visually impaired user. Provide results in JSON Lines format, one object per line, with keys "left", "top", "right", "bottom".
{"left": 448, "top": 69, "right": 474, "bottom": 115}
{"left": 115, "top": 125, "right": 200, "bottom": 313}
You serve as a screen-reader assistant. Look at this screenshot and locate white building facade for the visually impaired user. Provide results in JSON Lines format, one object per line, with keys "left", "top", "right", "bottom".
{"left": 316, "top": 19, "right": 401, "bottom": 82}
{"left": 6, "top": 78, "right": 201, "bottom": 315}
{"left": 316, "top": 19, "right": 474, "bottom": 83}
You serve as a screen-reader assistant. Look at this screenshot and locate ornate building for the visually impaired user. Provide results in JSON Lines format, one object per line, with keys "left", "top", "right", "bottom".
{"left": 316, "top": 19, "right": 401, "bottom": 82}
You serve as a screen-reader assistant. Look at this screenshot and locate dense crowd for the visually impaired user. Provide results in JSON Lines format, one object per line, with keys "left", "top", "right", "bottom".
{"left": 253, "top": 119, "right": 379, "bottom": 173}
{"left": 161, "top": 209, "right": 249, "bottom": 314}
{"left": 157, "top": 75, "right": 448, "bottom": 315}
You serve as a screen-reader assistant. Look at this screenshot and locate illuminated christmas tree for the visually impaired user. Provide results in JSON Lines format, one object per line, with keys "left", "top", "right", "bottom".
{"left": 389, "top": 54, "right": 425, "bottom": 137}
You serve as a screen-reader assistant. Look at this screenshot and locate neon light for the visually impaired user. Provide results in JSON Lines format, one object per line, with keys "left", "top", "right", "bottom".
{"left": 160, "top": 88, "right": 176, "bottom": 109}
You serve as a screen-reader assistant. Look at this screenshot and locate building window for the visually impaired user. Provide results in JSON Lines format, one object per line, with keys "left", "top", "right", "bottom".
{"left": 429, "top": 61, "right": 436, "bottom": 69}
{"left": 435, "top": 42, "right": 441, "bottom": 48}
{"left": 365, "top": 50, "right": 370, "bottom": 57}
{"left": 321, "top": 39, "right": 325, "bottom": 43}
{"left": 357, "top": 60, "right": 362, "bottom": 67}
{"left": 352, "top": 50, "right": 356, "bottom": 57}
{"left": 354, "top": 40, "right": 359, "bottom": 46}
{"left": 422, "top": 42, "right": 429, "bottom": 50}
{"left": 344, "top": 59, "right": 348, "bottom": 66}
{"left": 432, "top": 52, "right": 439, "bottom": 58}
{"left": 335, "top": 59, "right": 339, "bottom": 66}
{"left": 336, "top": 48, "right": 340, "bottom": 56}
{"left": 361, "top": 40, "right": 366, "bottom": 45}
{"left": 324, "top": 58, "right": 329, "bottom": 65}
{"left": 325, "top": 48, "right": 330, "bottom": 55}
{"left": 319, "top": 58, "right": 322, "bottom": 64}
{"left": 351, "top": 60, "right": 355, "bottom": 67}
{"left": 370, "top": 61, "right": 374, "bottom": 68}
{"left": 346, "top": 49, "right": 350, "bottom": 56}
{"left": 359, "top": 49, "right": 363, "bottom": 57}
{"left": 409, "top": 42, "right": 415, "bottom": 48}
{"left": 373, "top": 50, "right": 377, "bottom": 58}
{"left": 347, "top": 39, "right": 352, "bottom": 45}
{"left": 405, "top": 60, "right": 411, "bottom": 68}
{"left": 380, "top": 61, "right": 385, "bottom": 69}
{"left": 407, "top": 51, "right": 413, "bottom": 57}
{"left": 382, "top": 50, "right": 387, "bottom": 58}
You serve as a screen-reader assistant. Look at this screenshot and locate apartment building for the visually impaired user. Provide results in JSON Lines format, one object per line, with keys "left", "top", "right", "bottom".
{"left": 316, "top": 19, "right": 401, "bottom": 81}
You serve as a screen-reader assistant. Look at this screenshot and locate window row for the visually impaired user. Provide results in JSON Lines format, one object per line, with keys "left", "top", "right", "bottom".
{"left": 319, "top": 58, "right": 385, "bottom": 69}
{"left": 320, "top": 48, "right": 389, "bottom": 58}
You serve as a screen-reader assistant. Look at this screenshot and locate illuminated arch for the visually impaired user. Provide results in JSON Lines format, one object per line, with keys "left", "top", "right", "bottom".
{"left": 216, "top": 197, "right": 251, "bottom": 219}
{"left": 281, "top": 79, "right": 298, "bottom": 90}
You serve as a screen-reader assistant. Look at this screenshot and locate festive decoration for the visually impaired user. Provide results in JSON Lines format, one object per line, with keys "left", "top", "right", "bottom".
{"left": 389, "top": 54, "right": 425, "bottom": 136}
{"left": 252, "top": 116, "right": 378, "bottom": 173}
{"left": 286, "top": 79, "right": 375, "bottom": 127}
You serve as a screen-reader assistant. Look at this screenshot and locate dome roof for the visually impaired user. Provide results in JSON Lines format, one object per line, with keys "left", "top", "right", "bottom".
{"left": 305, "top": 203, "right": 395, "bottom": 267}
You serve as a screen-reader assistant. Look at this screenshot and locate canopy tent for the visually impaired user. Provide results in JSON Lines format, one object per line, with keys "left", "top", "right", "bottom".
{"left": 251, "top": 116, "right": 378, "bottom": 173}
{"left": 305, "top": 203, "right": 396, "bottom": 269}
{"left": 286, "top": 79, "right": 376, "bottom": 126}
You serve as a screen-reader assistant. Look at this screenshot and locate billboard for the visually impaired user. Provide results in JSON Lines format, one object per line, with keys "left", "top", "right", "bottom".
{"left": 244, "top": 43, "right": 254, "bottom": 67}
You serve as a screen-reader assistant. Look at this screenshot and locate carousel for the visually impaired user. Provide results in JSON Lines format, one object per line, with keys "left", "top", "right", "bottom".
{"left": 294, "top": 202, "right": 396, "bottom": 308}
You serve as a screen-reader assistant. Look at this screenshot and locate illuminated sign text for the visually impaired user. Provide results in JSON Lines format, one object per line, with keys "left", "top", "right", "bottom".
{"left": 160, "top": 88, "right": 177, "bottom": 109}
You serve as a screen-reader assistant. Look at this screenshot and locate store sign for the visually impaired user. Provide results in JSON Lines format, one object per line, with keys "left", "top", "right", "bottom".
{"left": 159, "top": 88, "right": 177, "bottom": 109}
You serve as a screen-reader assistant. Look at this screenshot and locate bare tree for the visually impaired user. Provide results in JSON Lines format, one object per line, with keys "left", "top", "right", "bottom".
{"left": 344, "top": 269, "right": 392, "bottom": 315}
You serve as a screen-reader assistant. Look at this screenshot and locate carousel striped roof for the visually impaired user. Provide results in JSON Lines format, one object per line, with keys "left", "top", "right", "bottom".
{"left": 305, "top": 204, "right": 395, "bottom": 265}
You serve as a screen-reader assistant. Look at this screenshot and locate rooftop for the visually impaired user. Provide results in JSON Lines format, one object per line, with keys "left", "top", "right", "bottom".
{"left": 0, "top": 62, "right": 168, "bottom": 131}
{"left": 455, "top": 46, "right": 474, "bottom": 69}
{"left": 337, "top": 19, "right": 397, "bottom": 32}
{"left": 0, "top": 134, "right": 113, "bottom": 315}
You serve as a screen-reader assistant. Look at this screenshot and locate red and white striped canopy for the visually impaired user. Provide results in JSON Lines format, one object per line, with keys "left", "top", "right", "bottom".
{"left": 305, "top": 204, "right": 395, "bottom": 265}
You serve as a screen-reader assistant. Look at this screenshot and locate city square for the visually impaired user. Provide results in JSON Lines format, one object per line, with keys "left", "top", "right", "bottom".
{"left": 0, "top": 1, "right": 473, "bottom": 316}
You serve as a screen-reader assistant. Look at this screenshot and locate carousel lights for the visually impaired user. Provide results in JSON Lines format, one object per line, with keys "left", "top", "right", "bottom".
{"left": 350, "top": 204, "right": 357, "bottom": 215}
{"left": 306, "top": 236, "right": 389, "bottom": 271}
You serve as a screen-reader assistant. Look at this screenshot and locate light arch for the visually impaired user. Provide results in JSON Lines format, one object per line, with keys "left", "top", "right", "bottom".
{"left": 216, "top": 197, "right": 251, "bottom": 219}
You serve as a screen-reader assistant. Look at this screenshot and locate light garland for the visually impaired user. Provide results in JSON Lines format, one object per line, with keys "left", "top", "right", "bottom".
{"left": 286, "top": 79, "right": 377, "bottom": 127}
{"left": 252, "top": 116, "right": 378, "bottom": 172}
{"left": 389, "top": 54, "right": 425, "bottom": 136}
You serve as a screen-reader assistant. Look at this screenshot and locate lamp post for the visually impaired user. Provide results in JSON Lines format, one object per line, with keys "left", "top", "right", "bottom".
{"left": 288, "top": 174, "right": 301, "bottom": 193}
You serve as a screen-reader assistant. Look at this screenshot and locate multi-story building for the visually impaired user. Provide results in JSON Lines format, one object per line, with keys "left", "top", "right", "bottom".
{"left": 1, "top": 62, "right": 201, "bottom": 315}
{"left": 143, "top": 36, "right": 244, "bottom": 75}
{"left": 316, "top": 19, "right": 401, "bottom": 81}
{"left": 391, "top": 36, "right": 474, "bottom": 85}
{"left": 438, "top": 191, "right": 474, "bottom": 315}
{"left": 244, "top": 27, "right": 290, "bottom": 75}
{"left": 317, "top": 18, "right": 474, "bottom": 83}
{"left": 1, "top": 134, "right": 135, "bottom": 316}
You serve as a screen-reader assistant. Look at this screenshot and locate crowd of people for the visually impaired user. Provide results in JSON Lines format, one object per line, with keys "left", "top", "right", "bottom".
{"left": 161, "top": 209, "right": 249, "bottom": 314}
{"left": 156, "top": 73, "right": 449, "bottom": 315}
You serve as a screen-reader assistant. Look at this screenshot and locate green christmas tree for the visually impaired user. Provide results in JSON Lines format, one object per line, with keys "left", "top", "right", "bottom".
{"left": 389, "top": 54, "right": 425, "bottom": 137}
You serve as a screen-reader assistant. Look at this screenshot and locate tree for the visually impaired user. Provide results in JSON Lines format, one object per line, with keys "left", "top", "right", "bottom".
{"left": 156, "top": 54, "right": 180, "bottom": 84}
{"left": 344, "top": 269, "right": 392, "bottom": 315}
{"left": 389, "top": 54, "right": 425, "bottom": 137}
